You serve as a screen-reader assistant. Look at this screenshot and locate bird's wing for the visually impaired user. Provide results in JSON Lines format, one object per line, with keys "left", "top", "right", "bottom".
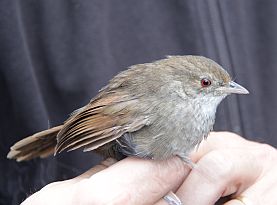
{"left": 55, "top": 91, "right": 150, "bottom": 154}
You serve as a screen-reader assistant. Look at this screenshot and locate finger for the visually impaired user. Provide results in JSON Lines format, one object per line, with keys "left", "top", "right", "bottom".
{"left": 191, "top": 132, "right": 248, "bottom": 162}
{"left": 176, "top": 148, "right": 264, "bottom": 205}
{"left": 73, "top": 157, "right": 190, "bottom": 205}
{"left": 147, "top": 132, "right": 257, "bottom": 205}
{"left": 224, "top": 196, "right": 255, "bottom": 205}
{"left": 22, "top": 158, "right": 118, "bottom": 204}
{"left": 235, "top": 165, "right": 277, "bottom": 205}
{"left": 74, "top": 158, "right": 117, "bottom": 181}
{"left": 224, "top": 199, "right": 245, "bottom": 205}
{"left": 23, "top": 158, "right": 117, "bottom": 204}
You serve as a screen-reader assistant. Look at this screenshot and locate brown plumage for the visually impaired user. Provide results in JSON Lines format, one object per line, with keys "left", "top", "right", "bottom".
{"left": 7, "top": 126, "right": 62, "bottom": 161}
{"left": 7, "top": 55, "right": 248, "bottom": 162}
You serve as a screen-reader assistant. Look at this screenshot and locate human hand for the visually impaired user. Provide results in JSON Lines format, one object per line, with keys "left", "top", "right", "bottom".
{"left": 22, "top": 132, "right": 277, "bottom": 205}
{"left": 21, "top": 157, "right": 189, "bottom": 205}
{"left": 157, "top": 132, "right": 277, "bottom": 205}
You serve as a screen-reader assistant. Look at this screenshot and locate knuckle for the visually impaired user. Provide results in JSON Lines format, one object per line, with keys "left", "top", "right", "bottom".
{"left": 260, "top": 143, "right": 276, "bottom": 153}
{"left": 142, "top": 157, "right": 185, "bottom": 196}
{"left": 201, "top": 150, "right": 234, "bottom": 180}
{"left": 257, "top": 143, "right": 277, "bottom": 163}
{"left": 156, "top": 157, "right": 185, "bottom": 182}
{"left": 166, "top": 157, "right": 186, "bottom": 176}
{"left": 150, "top": 164, "right": 168, "bottom": 192}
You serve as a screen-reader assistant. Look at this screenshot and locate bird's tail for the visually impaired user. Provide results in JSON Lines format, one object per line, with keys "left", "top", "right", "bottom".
{"left": 7, "top": 125, "right": 62, "bottom": 162}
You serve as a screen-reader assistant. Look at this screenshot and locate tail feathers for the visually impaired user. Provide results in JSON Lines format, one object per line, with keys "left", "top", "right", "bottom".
{"left": 7, "top": 125, "right": 62, "bottom": 162}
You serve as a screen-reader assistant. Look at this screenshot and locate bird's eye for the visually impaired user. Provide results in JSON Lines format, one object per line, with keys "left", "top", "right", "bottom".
{"left": 201, "top": 78, "right": 212, "bottom": 87}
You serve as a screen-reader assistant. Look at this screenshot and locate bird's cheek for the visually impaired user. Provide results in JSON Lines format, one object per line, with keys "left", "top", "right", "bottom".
{"left": 197, "top": 88, "right": 212, "bottom": 97}
{"left": 213, "top": 89, "right": 228, "bottom": 97}
{"left": 185, "top": 89, "right": 200, "bottom": 98}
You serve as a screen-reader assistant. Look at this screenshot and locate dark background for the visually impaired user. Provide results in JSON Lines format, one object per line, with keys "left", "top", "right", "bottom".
{"left": 1, "top": 0, "right": 277, "bottom": 204}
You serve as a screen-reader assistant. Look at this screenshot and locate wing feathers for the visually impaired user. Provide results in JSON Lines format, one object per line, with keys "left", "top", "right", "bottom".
{"left": 8, "top": 126, "right": 62, "bottom": 161}
{"left": 55, "top": 92, "right": 150, "bottom": 154}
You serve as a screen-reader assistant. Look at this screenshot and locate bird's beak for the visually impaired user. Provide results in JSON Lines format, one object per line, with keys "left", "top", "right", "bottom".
{"left": 221, "top": 81, "right": 249, "bottom": 95}
{"left": 217, "top": 81, "right": 249, "bottom": 95}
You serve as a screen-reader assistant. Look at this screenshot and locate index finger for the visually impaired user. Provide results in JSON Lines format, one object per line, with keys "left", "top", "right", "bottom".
{"left": 73, "top": 157, "right": 190, "bottom": 205}
{"left": 74, "top": 158, "right": 118, "bottom": 181}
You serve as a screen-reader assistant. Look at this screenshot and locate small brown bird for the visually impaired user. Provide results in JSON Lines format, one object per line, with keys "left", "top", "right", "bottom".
{"left": 7, "top": 55, "right": 248, "bottom": 162}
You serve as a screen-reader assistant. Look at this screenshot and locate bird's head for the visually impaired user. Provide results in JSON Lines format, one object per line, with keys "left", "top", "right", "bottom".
{"left": 163, "top": 55, "right": 249, "bottom": 100}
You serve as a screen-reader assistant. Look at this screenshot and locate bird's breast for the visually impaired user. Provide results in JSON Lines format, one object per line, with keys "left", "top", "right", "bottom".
{"left": 117, "top": 97, "right": 218, "bottom": 160}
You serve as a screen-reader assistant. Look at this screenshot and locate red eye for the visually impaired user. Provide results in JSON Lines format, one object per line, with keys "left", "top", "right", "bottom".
{"left": 201, "top": 78, "right": 211, "bottom": 87}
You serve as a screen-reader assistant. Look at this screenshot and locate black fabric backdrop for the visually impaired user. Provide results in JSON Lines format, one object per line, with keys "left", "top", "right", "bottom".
{"left": 1, "top": 0, "right": 277, "bottom": 204}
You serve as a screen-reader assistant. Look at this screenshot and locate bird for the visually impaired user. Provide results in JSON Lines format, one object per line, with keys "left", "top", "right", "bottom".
{"left": 7, "top": 55, "right": 249, "bottom": 163}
